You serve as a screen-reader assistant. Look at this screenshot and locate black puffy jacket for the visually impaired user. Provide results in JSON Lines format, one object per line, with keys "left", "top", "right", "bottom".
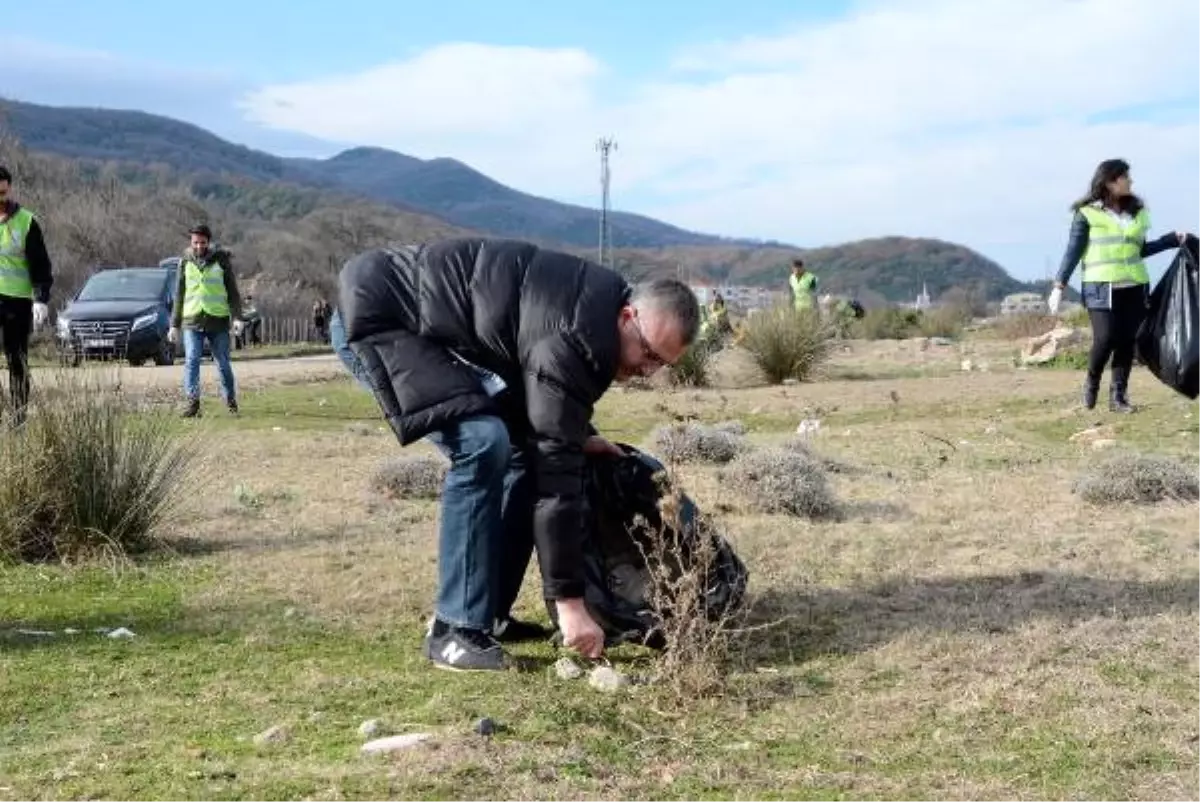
{"left": 338, "top": 238, "right": 631, "bottom": 599}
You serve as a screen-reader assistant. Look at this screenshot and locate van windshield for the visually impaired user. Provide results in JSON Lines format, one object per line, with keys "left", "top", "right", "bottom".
{"left": 76, "top": 271, "right": 167, "bottom": 302}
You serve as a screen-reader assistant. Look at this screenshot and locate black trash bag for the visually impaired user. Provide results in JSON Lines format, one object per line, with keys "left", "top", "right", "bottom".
{"left": 547, "top": 444, "right": 749, "bottom": 650}
{"left": 1136, "top": 235, "right": 1199, "bottom": 400}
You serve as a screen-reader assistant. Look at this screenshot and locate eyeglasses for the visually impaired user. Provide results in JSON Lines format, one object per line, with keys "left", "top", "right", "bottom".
{"left": 632, "top": 316, "right": 670, "bottom": 368}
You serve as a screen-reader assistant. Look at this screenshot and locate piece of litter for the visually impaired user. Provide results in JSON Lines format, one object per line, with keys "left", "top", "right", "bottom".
{"left": 15, "top": 629, "right": 56, "bottom": 637}
{"left": 361, "top": 733, "right": 433, "bottom": 754}
{"left": 106, "top": 627, "right": 136, "bottom": 639}
{"left": 795, "top": 418, "right": 821, "bottom": 436}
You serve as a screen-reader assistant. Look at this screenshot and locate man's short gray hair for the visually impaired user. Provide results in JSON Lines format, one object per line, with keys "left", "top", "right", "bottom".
{"left": 631, "top": 278, "right": 701, "bottom": 345}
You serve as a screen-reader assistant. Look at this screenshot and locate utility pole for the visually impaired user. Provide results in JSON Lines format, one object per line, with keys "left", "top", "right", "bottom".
{"left": 596, "top": 137, "right": 617, "bottom": 271}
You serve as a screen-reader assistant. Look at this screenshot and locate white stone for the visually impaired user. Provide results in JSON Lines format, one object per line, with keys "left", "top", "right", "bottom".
{"left": 588, "top": 665, "right": 629, "bottom": 692}
{"left": 360, "top": 733, "right": 433, "bottom": 754}
{"left": 554, "top": 657, "right": 583, "bottom": 680}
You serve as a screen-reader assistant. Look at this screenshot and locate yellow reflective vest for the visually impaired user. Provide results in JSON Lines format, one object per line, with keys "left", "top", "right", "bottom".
{"left": 0, "top": 207, "right": 35, "bottom": 300}
{"left": 1078, "top": 205, "right": 1151, "bottom": 285}
{"left": 182, "top": 258, "right": 231, "bottom": 319}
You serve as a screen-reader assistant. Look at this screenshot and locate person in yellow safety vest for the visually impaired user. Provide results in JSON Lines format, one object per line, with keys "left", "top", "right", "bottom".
{"left": 789, "top": 257, "right": 818, "bottom": 312}
{"left": 0, "top": 164, "right": 54, "bottom": 426}
{"left": 168, "top": 223, "right": 245, "bottom": 418}
{"left": 1050, "top": 158, "right": 1190, "bottom": 413}
{"left": 707, "top": 293, "right": 732, "bottom": 335}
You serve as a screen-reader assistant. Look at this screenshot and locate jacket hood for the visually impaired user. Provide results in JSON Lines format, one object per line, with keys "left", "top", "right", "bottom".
{"left": 182, "top": 245, "right": 228, "bottom": 264}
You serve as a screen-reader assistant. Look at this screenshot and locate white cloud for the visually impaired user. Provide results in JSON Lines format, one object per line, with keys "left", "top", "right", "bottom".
{"left": 239, "top": 0, "right": 1200, "bottom": 278}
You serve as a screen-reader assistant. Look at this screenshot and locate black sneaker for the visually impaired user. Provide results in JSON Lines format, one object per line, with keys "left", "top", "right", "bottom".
{"left": 179, "top": 399, "right": 201, "bottom": 418}
{"left": 492, "top": 615, "right": 550, "bottom": 643}
{"left": 227, "top": 398, "right": 239, "bottom": 415}
{"left": 425, "top": 620, "right": 506, "bottom": 672}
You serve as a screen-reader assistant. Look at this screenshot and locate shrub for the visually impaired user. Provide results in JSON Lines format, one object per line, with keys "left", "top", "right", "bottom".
{"left": 0, "top": 369, "right": 201, "bottom": 563}
{"left": 667, "top": 340, "right": 715, "bottom": 387}
{"left": 781, "top": 436, "right": 857, "bottom": 474}
{"left": 917, "top": 304, "right": 971, "bottom": 339}
{"left": 647, "top": 422, "right": 745, "bottom": 465}
{"left": 721, "top": 447, "right": 841, "bottom": 519}
{"left": 1063, "top": 305, "right": 1090, "bottom": 329}
{"left": 637, "top": 473, "right": 748, "bottom": 701}
{"left": 991, "top": 312, "right": 1061, "bottom": 341}
{"left": 367, "top": 453, "right": 448, "bottom": 497}
{"left": 369, "top": 455, "right": 447, "bottom": 500}
{"left": 1073, "top": 452, "right": 1198, "bottom": 505}
{"left": 855, "top": 307, "right": 923, "bottom": 340}
{"left": 739, "top": 305, "right": 836, "bottom": 384}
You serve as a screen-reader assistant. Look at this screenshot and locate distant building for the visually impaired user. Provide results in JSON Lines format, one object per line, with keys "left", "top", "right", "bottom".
{"left": 1000, "top": 292, "right": 1048, "bottom": 315}
{"left": 691, "top": 284, "right": 783, "bottom": 311}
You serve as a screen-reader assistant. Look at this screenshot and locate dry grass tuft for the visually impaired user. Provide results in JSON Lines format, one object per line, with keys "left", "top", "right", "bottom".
{"left": 721, "top": 447, "right": 841, "bottom": 519}
{"left": 646, "top": 421, "right": 747, "bottom": 464}
{"left": 739, "top": 304, "right": 837, "bottom": 383}
{"left": 636, "top": 470, "right": 749, "bottom": 701}
{"left": 780, "top": 435, "right": 858, "bottom": 474}
{"left": 1073, "top": 452, "right": 1199, "bottom": 505}
{"left": 368, "top": 455, "right": 448, "bottom": 500}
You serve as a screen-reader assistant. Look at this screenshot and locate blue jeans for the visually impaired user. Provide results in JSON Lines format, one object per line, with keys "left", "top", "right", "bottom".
{"left": 425, "top": 415, "right": 535, "bottom": 631}
{"left": 329, "top": 308, "right": 372, "bottom": 391}
{"left": 182, "top": 327, "right": 236, "bottom": 402}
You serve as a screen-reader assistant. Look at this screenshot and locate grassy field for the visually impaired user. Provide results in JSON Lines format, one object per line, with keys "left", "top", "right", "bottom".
{"left": 2, "top": 338, "right": 1197, "bottom": 800}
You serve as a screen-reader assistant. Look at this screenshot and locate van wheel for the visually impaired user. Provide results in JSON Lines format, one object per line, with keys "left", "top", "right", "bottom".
{"left": 153, "top": 340, "right": 175, "bottom": 366}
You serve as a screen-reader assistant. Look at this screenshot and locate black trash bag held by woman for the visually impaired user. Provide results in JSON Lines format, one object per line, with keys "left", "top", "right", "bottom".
{"left": 1136, "top": 235, "right": 1199, "bottom": 399}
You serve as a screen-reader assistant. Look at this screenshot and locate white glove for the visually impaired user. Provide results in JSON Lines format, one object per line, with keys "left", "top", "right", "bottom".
{"left": 1047, "top": 286, "right": 1063, "bottom": 314}
{"left": 167, "top": 326, "right": 179, "bottom": 344}
{"left": 232, "top": 320, "right": 245, "bottom": 336}
{"left": 32, "top": 302, "right": 49, "bottom": 328}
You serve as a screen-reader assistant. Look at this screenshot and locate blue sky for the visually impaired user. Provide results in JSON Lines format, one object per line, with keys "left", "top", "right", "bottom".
{"left": 4, "top": 0, "right": 1198, "bottom": 283}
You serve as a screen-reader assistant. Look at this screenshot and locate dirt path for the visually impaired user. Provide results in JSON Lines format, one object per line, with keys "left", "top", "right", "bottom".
{"left": 31, "top": 354, "right": 349, "bottom": 391}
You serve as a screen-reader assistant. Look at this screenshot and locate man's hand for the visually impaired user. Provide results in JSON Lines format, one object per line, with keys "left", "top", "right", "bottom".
{"left": 32, "top": 302, "right": 49, "bottom": 328}
{"left": 167, "top": 326, "right": 179, "bottom": 345}
{"left": 556, "top": 598, "right": 605, "bottom": 659}
{"left": 583, "top": 434, "right": 624, "bottom": 457}
{"left": 232, "top": 320, "right": 245, "bottom": 337}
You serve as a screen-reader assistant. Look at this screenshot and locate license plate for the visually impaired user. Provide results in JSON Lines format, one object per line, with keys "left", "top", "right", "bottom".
{"left": 83, "top": 338, "right": 115, "bottom": 348}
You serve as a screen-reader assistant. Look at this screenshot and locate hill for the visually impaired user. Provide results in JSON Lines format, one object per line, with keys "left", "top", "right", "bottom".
{"left": 0, "top": 97, "right": 1046, "bottom": 305}
{"left": 606, "top": 238, "right": 1033, "bottom": 307}
{"left": 0, "top": 97, "right": 737, "bottom": 249}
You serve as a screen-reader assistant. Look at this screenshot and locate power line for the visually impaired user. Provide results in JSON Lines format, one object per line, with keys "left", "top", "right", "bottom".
{"left": 596, "top": 136, "right": 617, "bottom": 270}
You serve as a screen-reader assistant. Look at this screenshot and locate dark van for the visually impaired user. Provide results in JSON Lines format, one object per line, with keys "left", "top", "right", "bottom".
{"left": 55, "top": 265, "right": 178, "bottom": 367}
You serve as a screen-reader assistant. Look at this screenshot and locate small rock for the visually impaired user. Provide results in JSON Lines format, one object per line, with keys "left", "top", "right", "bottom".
{"left": 358, "top": 719, "right": 383, "bottom": 738}
{"left": 253, "top": 725, "right": 289, "bottom": 745}
{"left": 361, "top": 733, "right": 433, "bottom": 754}
{"left": 554, "top": 657, "right": 583, "bottom": 680}
{"left": 474, "top": 717, "right": 497, "bottom": 737}
{"left": 106, "top": 627, "right": 136, "bottom": 639}
{"left": 588, "top": 665, "right": 628, "bottom": 692}
{"left": 960, "top": 358, "right": 973, "bottom": 372}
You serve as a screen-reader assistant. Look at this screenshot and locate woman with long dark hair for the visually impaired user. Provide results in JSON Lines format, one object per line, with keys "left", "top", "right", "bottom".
{"left": 1049, "top": 158, "right": 1188, "bottom": 412}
